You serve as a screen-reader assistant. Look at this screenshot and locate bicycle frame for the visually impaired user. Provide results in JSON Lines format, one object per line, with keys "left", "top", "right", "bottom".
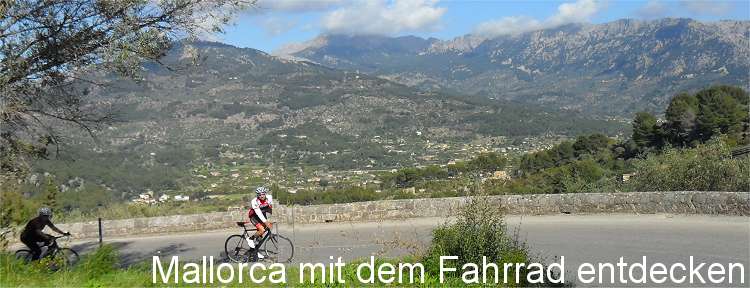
{"left": 255, "top": 222, "right": 273, "bottom": 249}
{"left": 40, "top": 236, "right": 65, "bottom": 258}
{"left": 18, "top": 235, "right": 66, "bottom": 260}
{"left": 238, "top": 222, "right": 273, "bottom": 251}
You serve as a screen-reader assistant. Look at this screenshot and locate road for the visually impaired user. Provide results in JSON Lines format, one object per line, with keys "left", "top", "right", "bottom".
{"left": 20, "top": 214, "right": 750, "bottom": 286}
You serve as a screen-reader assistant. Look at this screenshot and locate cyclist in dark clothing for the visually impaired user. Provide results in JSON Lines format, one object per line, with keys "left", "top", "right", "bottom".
{"left": 20, "top": 207, "right": 69, "bottom": 260}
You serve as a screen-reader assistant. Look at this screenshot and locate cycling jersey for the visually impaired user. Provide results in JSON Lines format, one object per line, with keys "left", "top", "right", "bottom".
{"left": 21, "top": 215, "right": 59, "bottom": 240}
{"left": 248, "top": 194, "right": 273, "bottom": 223}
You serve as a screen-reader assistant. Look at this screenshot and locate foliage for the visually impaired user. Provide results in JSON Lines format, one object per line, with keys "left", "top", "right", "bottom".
{"left": 380, "top": 153, "right": 508, "bottom": 189}
{"left": 0, "top": 0, "right": 253, "bottom": 243}
{"left": 467, "top": 106, "right": 625, "bottom": 137}
{"left": 274, "top": 186, "right": 380, "bottom": 206}
{"left": 0, "top": 180, "right": 38, "bottom": 249}
{"left": 422, "top": 197, "right": 565, "bottom": 287}
{"left": 0, "top": 0, "right": 250, "bottom": 174}
{"left": 380, "top": 165, "right": 448, "bottom": 188}
{"left": 43, "top": 176, "right": 60, "bottom": 212}
{"left": 631, "top": 112, "right": 663, "bottom": 153}
{"left": 625, "top": 139, "right": 750, "bottom": 192}
{"left": 519, "top": 133, "right": 613, "bottom": 175}
{"left": 0, "top": 245, "right": 155, "bottom": 287}
{"left": 466, "top": 152, "right": 509, "bottom": 173}
{"left": 636, "top": 85, "right": 749, "bottom": 151}
{"left": 501, "top": 86, "right": 749, "bottom": 195}
{"left": 78, "top": 244, "right": 120, "bottom": 280}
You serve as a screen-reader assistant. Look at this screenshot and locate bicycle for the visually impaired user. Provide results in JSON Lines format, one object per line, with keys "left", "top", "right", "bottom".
{"left": 15, "top": 235, "right": 80, "bottom": 270}
{"left": 225, "top": 222, "right": 294, "bottom": 263}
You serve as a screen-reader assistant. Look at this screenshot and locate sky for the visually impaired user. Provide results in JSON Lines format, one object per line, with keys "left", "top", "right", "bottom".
{"left": 209, "top": 0, "right": 750, "bottom": 53}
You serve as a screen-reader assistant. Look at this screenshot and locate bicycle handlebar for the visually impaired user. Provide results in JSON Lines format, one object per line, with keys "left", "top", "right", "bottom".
{"left": 52, "top": 234, "right": 71, "bottom": 240}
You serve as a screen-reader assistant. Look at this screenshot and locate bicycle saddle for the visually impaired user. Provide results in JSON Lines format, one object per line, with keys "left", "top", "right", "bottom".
{"left": 236, "top": 221, "right": 246, "bottom": 227}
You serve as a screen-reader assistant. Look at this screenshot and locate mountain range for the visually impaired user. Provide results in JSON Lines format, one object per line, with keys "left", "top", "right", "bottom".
{"left": 278, "top": 18, "right": 749, "bottom": 115}
{"left": 34, "top": 17, "right": 747, "bottom": 196}
{"left": 89, "top": 41, "right": 620, "bottom": 153}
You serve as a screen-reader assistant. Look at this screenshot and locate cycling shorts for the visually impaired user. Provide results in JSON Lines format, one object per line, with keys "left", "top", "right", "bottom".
{"left": 249, "top": 214, "right": 266, "bottom": 230}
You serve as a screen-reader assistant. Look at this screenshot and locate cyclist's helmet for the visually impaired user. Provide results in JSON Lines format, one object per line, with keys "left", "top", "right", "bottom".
{"left": 38, "top": 207, "right": 52, "bottom": 217}
{"left": 255, "top": 186, "right": 269, "bottom": 197}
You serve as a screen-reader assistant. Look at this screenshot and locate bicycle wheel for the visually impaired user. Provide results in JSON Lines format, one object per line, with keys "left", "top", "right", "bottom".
{"left": 261, "top": 234, "right": 294, "bottom": 263}
{"left": 14, "top": 249, "right": 32, "bottom": 263}
{"left": 49, "top": 248, "right": 79, "bottom": 270}
{"left": 224, "top": 234, "right": 251, "bottom": 263}
{"left": 59, "top": 248, "right": 79, "bottom": 266}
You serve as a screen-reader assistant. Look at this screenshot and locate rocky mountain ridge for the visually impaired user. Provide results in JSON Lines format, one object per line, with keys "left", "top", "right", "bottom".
{"left": 281, "top": 18, "right": 750, "bottom": 115}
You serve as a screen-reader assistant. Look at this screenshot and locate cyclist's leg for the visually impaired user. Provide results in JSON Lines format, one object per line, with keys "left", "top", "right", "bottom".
{"left": 21, "top": 236, "right": 42, "bottom": 260}
{"left": 248, "top": 216, "right": 267, "bottom": 259}
{"left": 250, "top": 216, "right": 265, "bottom": 238}
{"left": 37, "top": 234, "right": 54, "bottom": 258}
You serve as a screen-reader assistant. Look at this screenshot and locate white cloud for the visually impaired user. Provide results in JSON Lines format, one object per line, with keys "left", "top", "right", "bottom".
{"left": 259, "top": 17, "right": 298, "bottom": 36}
{"left": 321, "top": 0, "right": 446, "bottom": 35}
{"left": 636, "top": 0, "right": 669, "bottom": 19}
{"left": 472, "top": 0, "right": 606, "bottom": 38}
{"left": 548, "top": 0, "right": 605, "bottom": 26}
{"left": 680, "top": 0, "right": 733, "bottom": 16}
{"left": 473, "top": 16, "right": 542, "bottom": 37}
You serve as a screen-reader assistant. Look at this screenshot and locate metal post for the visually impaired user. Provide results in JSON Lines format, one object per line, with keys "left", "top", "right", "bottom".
{"left": 292, "top": 205, "right": 295, "bottom": 240}
{"left": 98, "top": 217, "right": 103, "bottom": 247}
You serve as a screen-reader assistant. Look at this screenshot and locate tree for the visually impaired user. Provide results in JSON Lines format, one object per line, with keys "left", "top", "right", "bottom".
{"left": 467, "top": 153, "right": 507, "bottom": 173}
{"left": 695, "top": 87, "right": 747, "bottom": 144}
{"left": 660, "top": 86, "right": 749, "bottom": 148}
{"left": 551, "top": 141, "right": 575, "bottom": 165}
{"left": 664, "top": 92, "right": 699, "bottom": 146}
{"left": 572, "top": 133, "right": 610, "bottom": 157}
{"left": 43, "top": 177, "right": 59, "bottom": 211}
{"left": 1, "top": 0, "right": 253, "bottom": 176}
{"left": 318, "top": 178, "right": 329, "bottom": 191}
{"left": 631, "top": 112, "right": 662, "bottom": 153}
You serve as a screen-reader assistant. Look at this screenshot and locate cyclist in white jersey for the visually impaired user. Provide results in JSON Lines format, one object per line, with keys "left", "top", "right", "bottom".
{"left": 246, "top": 186, "right": 273, "bottom": 259}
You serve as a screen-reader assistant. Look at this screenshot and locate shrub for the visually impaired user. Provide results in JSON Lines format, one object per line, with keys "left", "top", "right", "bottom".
{"left": 77, "top": 244, "right": 120, "bottom": 280}
{"left": 625, "top": 138, "right": 750, "bottom": 192}
{"left": 421, "top": 197, "right": 567, "bottom": 286}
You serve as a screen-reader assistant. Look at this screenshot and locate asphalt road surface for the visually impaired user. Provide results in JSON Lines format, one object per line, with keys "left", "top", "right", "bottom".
{"left": 16, "top": 214, "right": 750, "bottom": 286}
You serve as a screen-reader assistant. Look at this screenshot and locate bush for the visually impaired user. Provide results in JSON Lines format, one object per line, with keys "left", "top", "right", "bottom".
{"left": 625, "top": 138, "right": 750, "bottom": 192}
{"left": 421, "top": 197, "right": 566, "bottom": 286}
{"left": 77, "top": 244, "right": 120, "bottom": 280}
{"left": 0, "top": 244, "right": 148, "bottom": 287}
{"left": 275, "top": 186, "right": 380, "bottom": 206}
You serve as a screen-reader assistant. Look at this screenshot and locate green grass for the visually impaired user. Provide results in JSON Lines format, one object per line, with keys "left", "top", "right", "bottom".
{"left": 0, "top": 245, "right": 153, "bottom": 287}
{"left": 0, "top": 254, "right": 529, "bottom": 287}
{"left": 0, "top": 252, "right": 482, "bottom": 287}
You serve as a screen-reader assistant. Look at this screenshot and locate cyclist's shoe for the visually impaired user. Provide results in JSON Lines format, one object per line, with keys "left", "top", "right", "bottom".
{"left": 257, "top": 253, "right": 265, "bottom": 259}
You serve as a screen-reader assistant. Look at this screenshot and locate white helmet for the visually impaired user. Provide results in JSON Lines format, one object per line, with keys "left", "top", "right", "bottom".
{"left": 255, "top": 186, "right": 269, "bottom": 196}
{"left": 38, "top": 207, "right": 52, "bottom": 217}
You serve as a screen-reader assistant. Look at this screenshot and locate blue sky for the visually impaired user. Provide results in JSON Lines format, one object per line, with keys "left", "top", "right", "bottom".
{"left": 213, "top": 0, "right": 750, "bottom": 53}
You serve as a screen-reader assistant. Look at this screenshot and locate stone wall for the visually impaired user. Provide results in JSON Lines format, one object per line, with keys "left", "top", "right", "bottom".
{"left": 53, "top": 191, "right": 749, "bottom": 239}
